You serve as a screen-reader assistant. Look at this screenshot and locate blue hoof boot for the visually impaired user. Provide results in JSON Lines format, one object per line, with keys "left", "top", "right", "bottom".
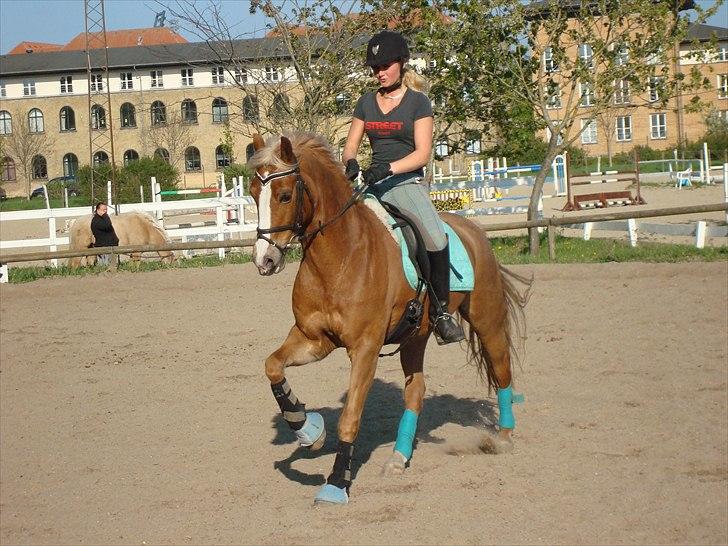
{"left": 294, "top": 412, "right": 326, "bottom": 450}
{"left": 314, "top": 484, "right": 349, "bottom": 505}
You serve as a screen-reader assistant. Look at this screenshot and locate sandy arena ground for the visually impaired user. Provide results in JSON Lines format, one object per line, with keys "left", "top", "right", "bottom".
{"left": 0, "top": 259, "right": 726, "bottom": 545}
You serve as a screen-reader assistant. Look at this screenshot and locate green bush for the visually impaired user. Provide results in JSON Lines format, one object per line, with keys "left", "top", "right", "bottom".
{"left": 223, "top": 163, "right": 252, "bottom": 194}
{"left": 76, "top": 157, "right": 179, "bottom": 204}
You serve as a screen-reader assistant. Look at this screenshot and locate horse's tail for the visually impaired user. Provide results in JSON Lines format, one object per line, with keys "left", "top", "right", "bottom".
{"left": 465, "top": 265, "right": 532, "bottom": 392}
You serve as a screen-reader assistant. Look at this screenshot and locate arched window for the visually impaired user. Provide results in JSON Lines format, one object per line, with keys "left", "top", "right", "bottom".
{"left": 242, "top": 95, "right": 259, "bottom": 122}
{"left": 212, "top": 97, "right": 229, "bottom": 123}
{"left": 93, "top": 151, "right": 109, "bottom": 166}
{"left": 63, "top": 153, "right": 79, "bottom": 177}
{"left": 154, "top": 148, "right": 170, "bottom": 163}
{"left": 0, "top": 111, "right": 12, "bottom": 135}
{"left": 120, "top": 103, "right": 136, "bottom": 128}
{"left": 215, "top": 145, "right": 231, "bottom": 169}
{"left": 271, "top": 93, "right": 290, "bottom": 120}
{"left": 181, "top": 99, "right": 197, "bottom": 124}
{"left": 184, "top": 146, "right": 201, "bottom": 171}
{"left": 28, "top": 108, "right": 44, "bottom": 133}
{"left": 123, "top": 149, "right": 139, "bottom": 166}
{"left": 151, "top": 100, "right": 166, "bottom": 126}
{"left": 91, "top": 104, "right": 106, "bottom": 129}
{"left": 1, "top": 157, "right": 16, "bottom": 181}
{"left": 59, "top": 106, "right": 76, "bottom": 131}
{"left": 31, "top": 155, "right": 47, "bottom": 179}
{"left": 245, "top": 143, "right": 255, "bottom": 161}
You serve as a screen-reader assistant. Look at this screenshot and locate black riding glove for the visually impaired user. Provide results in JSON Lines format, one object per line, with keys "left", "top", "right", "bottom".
{"left": 345, "top": 158, "right": 360, "bottom": 181}
{"left": 362, "top": 163, "right": 392, "bottom": 186}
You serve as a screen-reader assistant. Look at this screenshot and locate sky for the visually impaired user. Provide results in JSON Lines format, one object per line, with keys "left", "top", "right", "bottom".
{"left": 0, "top": 0, "right": 726, "bottom": 55}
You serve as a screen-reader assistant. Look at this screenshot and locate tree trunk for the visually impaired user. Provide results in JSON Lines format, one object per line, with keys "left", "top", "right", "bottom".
{"left": 527, "top": 152, "right": 558, "bottom": 255}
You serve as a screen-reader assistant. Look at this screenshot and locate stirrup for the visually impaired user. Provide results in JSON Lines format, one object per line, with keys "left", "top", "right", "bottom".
{"left": 432, "top": 313, "right": 465, "bottom": 345}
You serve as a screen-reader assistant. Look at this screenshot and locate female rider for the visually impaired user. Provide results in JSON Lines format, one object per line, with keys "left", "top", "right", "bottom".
{"left": 341, "top": 30, "right": 464, "bottom": 345}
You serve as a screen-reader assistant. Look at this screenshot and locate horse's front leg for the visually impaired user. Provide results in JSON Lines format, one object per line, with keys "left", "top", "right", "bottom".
{"left": 266, "top": 325, "right": 334, "bottom": 450}
{"left": 314, "top": 339, "right": 380, "bottom": 506}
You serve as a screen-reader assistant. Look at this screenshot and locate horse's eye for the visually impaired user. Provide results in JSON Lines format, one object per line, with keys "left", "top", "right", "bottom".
{"left": 279, "top": 192, "right": 292, "bottom": 204}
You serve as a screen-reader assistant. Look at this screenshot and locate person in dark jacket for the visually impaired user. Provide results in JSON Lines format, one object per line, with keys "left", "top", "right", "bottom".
{"left": 90, "top": 202, "right": 119, "bottom": 266}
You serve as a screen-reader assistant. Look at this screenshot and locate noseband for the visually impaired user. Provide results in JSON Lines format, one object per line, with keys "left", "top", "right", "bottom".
{"left": 255, "top": 165, "right": 315, "bottom": 253}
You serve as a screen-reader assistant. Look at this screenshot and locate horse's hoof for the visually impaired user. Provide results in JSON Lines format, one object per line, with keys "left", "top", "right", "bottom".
{"left": 382, "top": 450, "right": 407, "bottom": 476}
{"left": 479, "top": 431, "right": 514, "bottom": 454}
{"left": 294, "top": 412, "right": 326, "bottom": 451}
{"left": 314, "top": 484, "right": 349, "bottom": 506}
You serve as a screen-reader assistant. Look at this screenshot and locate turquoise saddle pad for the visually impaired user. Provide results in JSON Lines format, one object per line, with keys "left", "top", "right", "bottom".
{"left": 367, "top": 197, "right": 475, "bottom": 292}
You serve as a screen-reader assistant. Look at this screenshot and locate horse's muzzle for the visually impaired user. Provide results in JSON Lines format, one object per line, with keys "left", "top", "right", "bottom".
{"left": 253, "top": 242, "right": 285, "bottom": 276}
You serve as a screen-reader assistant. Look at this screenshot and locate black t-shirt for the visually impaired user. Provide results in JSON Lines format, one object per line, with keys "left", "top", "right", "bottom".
{"left": 353, "top": 89, "right": 433, "bottom": 174}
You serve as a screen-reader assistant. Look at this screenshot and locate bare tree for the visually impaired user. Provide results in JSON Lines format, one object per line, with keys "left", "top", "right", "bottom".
{"left": 0, "top": 109, "right": 56, "bottom": 198}
{"left": 141, "top": 109, "right": 196, "bottom": 172}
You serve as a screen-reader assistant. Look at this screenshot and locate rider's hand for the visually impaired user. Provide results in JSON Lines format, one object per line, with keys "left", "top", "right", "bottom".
{"left": 344, "top": 158, "right": 360, "bottom": 181}
{"left": 362, "top": 163, "right": 392, "bottom": 186}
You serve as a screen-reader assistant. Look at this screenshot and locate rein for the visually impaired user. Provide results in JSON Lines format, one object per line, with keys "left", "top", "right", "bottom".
{"left": 255, "top": 166, "right": 368, "bottom": 253}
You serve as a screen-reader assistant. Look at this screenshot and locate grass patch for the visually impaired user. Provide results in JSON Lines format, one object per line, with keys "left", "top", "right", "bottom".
{"left": 5, "top": 237, "right": 724, "bottom": 284}
{"left": 0, "top": 196, "right": 90, "bottom": 211}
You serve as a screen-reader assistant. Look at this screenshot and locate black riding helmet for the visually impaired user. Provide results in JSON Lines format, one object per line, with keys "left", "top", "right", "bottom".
{"left": 366, "top": 30, "right": 410, "bottom": 67}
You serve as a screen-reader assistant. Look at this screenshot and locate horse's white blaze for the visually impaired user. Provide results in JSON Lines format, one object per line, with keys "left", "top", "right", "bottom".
{"left": 254, "top": 173, "right": 279, "bottom": 269}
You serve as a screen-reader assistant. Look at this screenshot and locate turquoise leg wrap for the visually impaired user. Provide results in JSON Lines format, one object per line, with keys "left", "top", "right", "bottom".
{"left": 498, "top": 385, "right": 515, "bottom": 429}
{"left": 393, "top": 409, "right": 418, "bottom": 460}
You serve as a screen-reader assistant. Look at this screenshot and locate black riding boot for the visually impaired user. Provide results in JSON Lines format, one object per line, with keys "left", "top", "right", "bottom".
{"left": 428, "top": 244, "right": 465, "bottom": 345}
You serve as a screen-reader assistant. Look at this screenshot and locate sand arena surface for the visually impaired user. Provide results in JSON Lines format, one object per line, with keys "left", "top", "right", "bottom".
{"left": 0, "top": 261, "right": 726, "bottom": 545}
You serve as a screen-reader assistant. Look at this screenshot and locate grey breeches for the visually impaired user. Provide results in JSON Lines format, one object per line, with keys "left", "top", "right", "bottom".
{"left": 367, "top": 174, "right": 447, "bottom": 252}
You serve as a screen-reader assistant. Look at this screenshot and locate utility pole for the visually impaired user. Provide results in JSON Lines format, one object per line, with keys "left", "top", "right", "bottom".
{"left": 84, "top": 0, "right": 118, "bottom": 211}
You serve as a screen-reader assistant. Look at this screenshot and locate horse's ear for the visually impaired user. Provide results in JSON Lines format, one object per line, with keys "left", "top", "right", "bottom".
{"left": 280, "top": 136, "right": 296, "bottom": 164}
{"left": 252, "top": 134, "right": 265, "bottom": 151}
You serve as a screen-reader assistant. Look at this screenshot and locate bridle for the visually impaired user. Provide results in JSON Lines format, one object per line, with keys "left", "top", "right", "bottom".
{"left": 254, "top": 164, "right": 369, "bottom": 254}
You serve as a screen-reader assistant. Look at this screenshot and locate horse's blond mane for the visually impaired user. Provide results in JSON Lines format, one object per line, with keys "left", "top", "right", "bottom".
{"left": 248, "top": 132, "right": 342, "bottom": 175}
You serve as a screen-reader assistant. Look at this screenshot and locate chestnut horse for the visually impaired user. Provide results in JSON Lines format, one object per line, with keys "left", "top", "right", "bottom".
{"left": 248, "top": 132, "right": 528, "bottom": 505}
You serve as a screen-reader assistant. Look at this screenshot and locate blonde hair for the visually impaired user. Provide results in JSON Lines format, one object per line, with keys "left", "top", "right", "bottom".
{"left": 402, "top": 65, "right": 429, "bottom": 94}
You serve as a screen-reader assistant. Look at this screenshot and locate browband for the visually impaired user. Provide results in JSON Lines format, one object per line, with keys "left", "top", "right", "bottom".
{"left": 255, "top": 165, "right": 299, "bottom": 186}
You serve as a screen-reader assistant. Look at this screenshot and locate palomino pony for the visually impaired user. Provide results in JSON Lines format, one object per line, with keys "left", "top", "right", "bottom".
{"left": 249, "top": 132, "right": 528, "bottom": 505}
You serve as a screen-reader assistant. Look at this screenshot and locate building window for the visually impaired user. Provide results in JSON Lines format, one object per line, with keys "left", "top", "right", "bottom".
{"left": 615, "top": 45, "right": 629, "bottom": 66}
{"left": 578, "top": 44, "right": 593, "bottom": 69}
{"left": 63, "top": 153, "right": 79, "bottom": 177}
{"left": 616, "top": 116, "right": 632, "bottom": 142}
{"left": 28, "top": 108, "right": 44, "bottom": 133}
{"left": 120, "top": 103, "right": 136, "bottom": 128}
{"left": 614, "top": 79, "right": 630, "bottom": 105}
{"left": 648, "top": 77, "right": 662, "bottom": 102}
{"left": 123, "top": 149, "right": 139, "bottom": 166}
{"left": 32, "top": 155, "right": 47, "bottom": 179}
{"left": 719, "top": 45, "right": 728, "bottom": 62}
{"left": 212, "top": 97, "right": 229, "bottom": 123}
{"left": 580, "top": 119, "right": 597, "bottom": 144}
{"left": 718, "top": 110, "right": 728, "bottom": 122}
{"left": 579, "top": 82, "right": 594, "bottom": 107}
{"left": 1, "top": 157, "right": 16, "bottom": 181}
{"left": 59, "top": 106, "right": 76, "bottom": 131}
{"left": 151, "top": 100, "right": 166, "bottom": 125}
{"left": 120, "top": 72, "right": 133, "bottom": 90}
{"left": 435, "top": 139, "right": 449, "bottom": 157}
{"left": 150, "top": 70, "right": 163, "bottom": 88}
{"left": 465, "top": 137, "right": 481, "bottom": 155}
{"left": 243, "top": 95, "right": 259, "bottom": 122}
{"left": 154, "top": 148, "right": 170, "bottom": 163}
{"left": 0, "top": 82, "right": 5, "bottom": 97}
{"left": 265, "top": 66, "right": 280, "bottom": 82}
{"left": 718, "top": 74, "right": 728, "bottom": 99}
{"left": 0, "top": 111, "right": 12, "bottom": 135}
{"left": 60, "top": 75, "right": 73, "bottom": 93}
{"left": 181, "top": 99, "right": 198, "bottom": 123}
{"left": 90, "top": 74, "right": 103, "bottom": 92}
{"left": 93, "top": 151, "right": 109, "bottom": 166}
{"left": 185, "top": 146, "right": 201, "bottom": 171}
{"left": 215, "top": 145, "right": 231, "bottom": 169}
{"left": 91, "top": 104, "right": 106, "bottom": 129}
{"left": 545, "top": 82, "right": 561, "bottom": 109}
{"left": 235, "top": 67, "right": 247, "bottom": 84}
{"left": 23, "top": 80, "right": 36, "bottom": 96}
{"left": 212, "top": 66, "right": 225, "bottom": 85}
{"left": 646, "top": 47, "right": 663, "bottom": 65}
{"left": 181, "top": 68, "right": 194, "bottom": 86}
{"left": 271, "top": 93, "right": 289, "bottom": 119}
{"left": 543, "top": 47, "right": 558, "bottom": 72}
{"left": 650, "top": 113, "right": 667, "bottom": 139}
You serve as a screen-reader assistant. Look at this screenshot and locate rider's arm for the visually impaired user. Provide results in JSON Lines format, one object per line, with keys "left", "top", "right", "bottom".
{"left": 342, "top": 118, "right": 365, "bottom": 163}
{"left": 389, "top": 115, "right": 433, "bottom": 175}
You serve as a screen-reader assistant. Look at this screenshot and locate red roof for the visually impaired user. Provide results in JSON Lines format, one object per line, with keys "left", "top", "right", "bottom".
{"left": 8, "top": 41, "right": 63, "bottom": 55}
{"left": 62, "top": 27, "right": 187, "bottom": 51}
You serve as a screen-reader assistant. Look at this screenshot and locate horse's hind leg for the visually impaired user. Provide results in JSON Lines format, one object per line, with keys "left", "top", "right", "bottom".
{"left": 382, "top": 335, "right": 428, "bottom": 476}
{"left": 265, "top": 325, "right": 335, "bottom": 450}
